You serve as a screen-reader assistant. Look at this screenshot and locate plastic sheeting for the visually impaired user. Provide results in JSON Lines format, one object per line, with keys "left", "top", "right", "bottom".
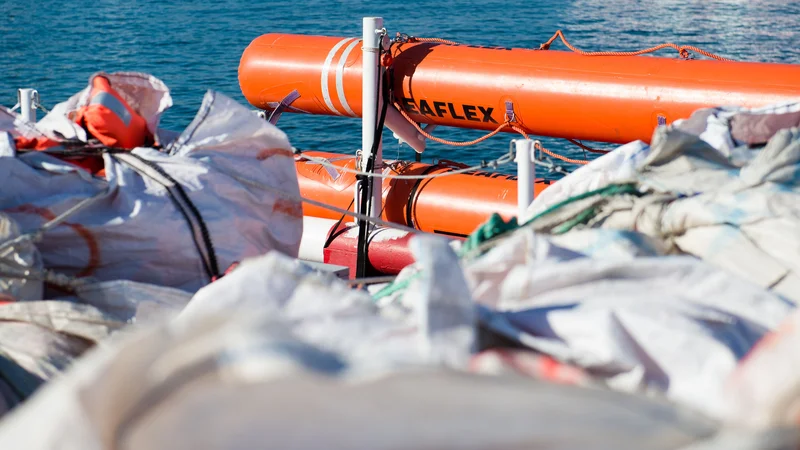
{"left": 523, "top": 140, "right": 651, "bottom": 222}
{"left": 723, "top": 307, "right": 800, "bottom": 429}
{"left": 0, "top": 249, "right": 720, "bottom": 450}
{"left": 463, "top": 227, "right": 793, "bottom": 419}
{"left": 0, "top": 300, "right": 126, "bottom": 416}
{"left": 177, "top": 238, "right": 474, "bottom": 369}
{"left": 0, "top": 72, "right": 295, "bottom": 416}
{"left": 70, "top": 280, "right": 192, "bottom": 325}
{"left": 0, "top": 277, "right": 192, "bottom": 416}
{"left": 524, "top": 101, "right": 800, "bottom": 303}
{"left": 0, "top": 73, "right": 303, "bottom": 292}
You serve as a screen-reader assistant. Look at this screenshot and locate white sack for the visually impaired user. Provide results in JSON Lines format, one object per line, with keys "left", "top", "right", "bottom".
{"left": 0, "top": 77, "right": 303, "bottom": 292}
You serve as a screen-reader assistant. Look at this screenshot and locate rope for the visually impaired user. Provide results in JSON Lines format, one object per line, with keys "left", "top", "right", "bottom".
{"left": 0, "top": 268, "right": 90, "bottom": 289}
{"left": 224, "top": 170, "right": 423, "bottom": 235}
{"left": 566, "top": 138, "right": 610, "bottom": 155}
{"left": 408, "top": 36, "right": 460, "bottom": 45}
{"left": 535, "top": 141, "right": 588, "bottom": 165}
{"left": 393, "top": 102, "right": 524, "bottom": 146}
{"left": 297, "top": 151, "right": 515, "bottom": 180}
{"left": 539, "top": 30, "right": 733, "bottom": 61}
{"left": 0, "top": 189, "right": 106, "bottom": 255}
{"left": 33, "top": 100, "right": 50, "bottom": 114}
{"left": 295, "top": 191, "right": 422, "bottom": 235}
{"left": 407, "top": 32, "right": 731, "bottom": 62}
{"left": 534, "top": 157, "right": 570, "bottom": 176}
{"left": 394, "top": 100, "right": 589, "bottom": 166}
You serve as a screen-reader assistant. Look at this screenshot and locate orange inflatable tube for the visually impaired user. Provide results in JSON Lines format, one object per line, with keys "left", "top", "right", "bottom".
{"left": 297, "top": 151, "right": 550, "bottom": 237}
{"left": 240, "top": 34, "right": 800, "bottom": 145}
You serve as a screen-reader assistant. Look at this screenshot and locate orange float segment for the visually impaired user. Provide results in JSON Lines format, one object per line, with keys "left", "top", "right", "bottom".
{"left": 296, "top": 151, "right": 550, "bottom": 237}
{"left": 240, "top": 34, "right": 366, "bottom": 118}
{"left": 240, "top": 33, "right": 800, "bottom": 145}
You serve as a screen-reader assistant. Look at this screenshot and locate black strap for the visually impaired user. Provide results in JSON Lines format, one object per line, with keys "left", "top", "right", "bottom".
{"left": 405, "top": 164, "right": 445, "bottom": 230}
{"left": 113, "top": 152, "right": 221, "bottom": 281}
{"left": 323, "top": 198, "right": 355, "bottom": 249}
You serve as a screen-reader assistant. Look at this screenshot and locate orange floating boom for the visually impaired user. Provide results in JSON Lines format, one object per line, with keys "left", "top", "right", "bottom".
{"left": 296, "top": 151, "right": 550, "bottom": 237}
{"left": 240, "top": 33, "right": 800, "bottom": 145}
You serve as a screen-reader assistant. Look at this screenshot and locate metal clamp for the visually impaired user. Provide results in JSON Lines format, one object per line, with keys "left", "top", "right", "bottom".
{"left": 504, "top": 100, "right": 516, "bottom": 123}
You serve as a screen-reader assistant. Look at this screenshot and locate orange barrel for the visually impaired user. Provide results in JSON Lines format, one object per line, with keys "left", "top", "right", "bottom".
{"left": 240, "top": 33, "right": 800, "bottom": 145}
{"left": 296, "top": 151, "right": 551, "bottom": 237}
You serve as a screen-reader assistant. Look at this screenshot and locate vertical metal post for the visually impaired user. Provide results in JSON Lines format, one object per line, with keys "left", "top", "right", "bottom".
{"left": 360, "top": 16, "right": 383, "bottom": 218}
{"left": 18, "top": 89, "right": 37, "bottom": 123}
{"left": 354, "top": 16, "right": 385, "bottom": 278}
{"left": 515, "top": 139, "right": 536, "bottom": 219}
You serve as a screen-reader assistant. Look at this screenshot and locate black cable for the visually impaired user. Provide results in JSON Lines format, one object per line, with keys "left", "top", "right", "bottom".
{"left": 114, "top": 153, "right": 221, "bottom": 280}
{"left": 323, "top": 198, "right": 355, "bottom": 249}
{"left": 404, "top": 164, "right": 442, "bottom": 229}
{"left": 38, "top": 145, "right": 220, "bottom": 280}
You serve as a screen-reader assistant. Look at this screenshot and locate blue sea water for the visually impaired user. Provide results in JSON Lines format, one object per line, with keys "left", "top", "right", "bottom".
{"left": 2, "top": 0, "right": 799, "bottom": 174}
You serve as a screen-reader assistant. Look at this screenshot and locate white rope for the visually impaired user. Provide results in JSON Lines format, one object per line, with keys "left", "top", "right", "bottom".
{"left": 0, "top": 267, "right": 90, "bottom": 289}
{"left": 534, "top": 157, "right": 571, "bottom": 175}
{"left": 224, "top": 171, "right": 424, "bottom": 235}
{"left": 0, "top": 189, "right": 107, "bottom": 254}
{"left": 297, "top": 151, "right": 516, "bottom": 180}
{"left": 302, "top": 193, "right": 422, "bottom": 234}
{"left": 0, "top": 191, "right": 105, "bottom": 290}
{"left": 33, "top": 100, "right": 50, "bottom": 114}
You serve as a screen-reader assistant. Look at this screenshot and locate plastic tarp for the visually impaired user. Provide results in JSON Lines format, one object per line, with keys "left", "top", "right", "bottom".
{"left": 0, "top": 273, "right": 192, "bottom": 417}
{"left": 723, "top": 307, "right": 800, "bottom": 429}
{"left": 70, "top": 280, "right": 192, "bottom": 325}
{"left": 462, "top": 227, "right": 794, "bottom": 419}
{"left": 523, "top": 101, "right": 800, "bottom": 303}
{"left": 0, "top": 300, "right": 125, "bottom": 416}
{"left": 0, "top": 73, "right": 303, "bottom": 292}
{"left": 0, "top": 248, "right": 723, "bottom": 450}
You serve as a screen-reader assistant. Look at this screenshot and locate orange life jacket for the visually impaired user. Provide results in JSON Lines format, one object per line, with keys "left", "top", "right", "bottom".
{"left": 72, "top": 76, "right": 151, "bottom": 149}
{"left": 13, "top": 77, "right": 150, "bottom": 176}
{"left": 13, "top": 134, "right": 106, "bottom": 174}
{"left": 13, "top": 136, "right": 61, "bottom": 151}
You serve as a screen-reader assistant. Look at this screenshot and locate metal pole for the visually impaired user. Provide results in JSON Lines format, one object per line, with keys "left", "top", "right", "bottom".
{"left": 361, "top": 16, "right": 383, "bottom": 218}
{"left": 515, "top": 139, "right": 536, "bottom": 219}
{"left": 17, "top": 89, "right": 36, "bottom": 123}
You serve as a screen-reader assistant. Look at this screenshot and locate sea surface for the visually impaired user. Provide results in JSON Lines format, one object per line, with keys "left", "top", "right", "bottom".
{"left": 2, "top": 0, "right": 799, "bottom": 175}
